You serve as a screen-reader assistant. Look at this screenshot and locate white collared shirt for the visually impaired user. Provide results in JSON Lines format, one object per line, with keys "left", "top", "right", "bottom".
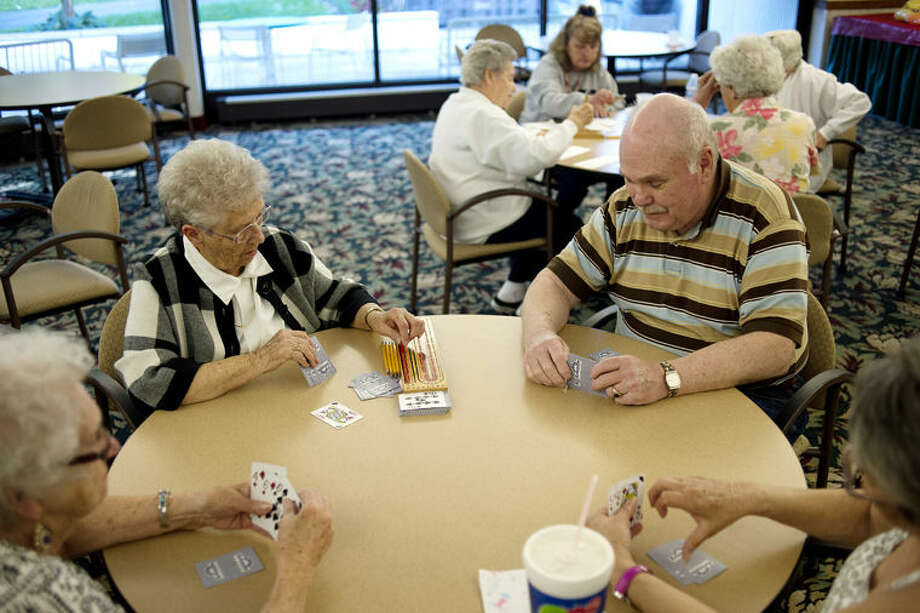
{"left": 183, "top": 236, "right": 285, "bottom": 354}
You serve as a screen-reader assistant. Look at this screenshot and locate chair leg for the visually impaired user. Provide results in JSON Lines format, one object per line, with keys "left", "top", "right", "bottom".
{"left": 138, "top": 163, "right": 150, "bottom": 207}
{"left": 410, "top": 222, "right": 420, "bottom": 313}
{"left": 898, "top": 207, "right": 920, "bottom": 299}
{"left": 817, "top": 385, "right": 841, "bottom": 489}
{"left": 442, "top": 261, "right": 452, "bottom": 314}
{"left": 820, "top": 257, "right": 831, "bottom": 311}
{"left": 74, "top": 308, "right": 91, "bottom": 344}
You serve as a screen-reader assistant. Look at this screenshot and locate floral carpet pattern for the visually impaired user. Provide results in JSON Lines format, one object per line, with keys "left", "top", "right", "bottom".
{"left": 1, "top": 112, "right": 918, "bottom": 612}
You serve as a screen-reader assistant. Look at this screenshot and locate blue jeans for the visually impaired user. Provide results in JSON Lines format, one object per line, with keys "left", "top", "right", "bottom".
{"left": 738, "top": 374, "right": 806, "bottom": 443}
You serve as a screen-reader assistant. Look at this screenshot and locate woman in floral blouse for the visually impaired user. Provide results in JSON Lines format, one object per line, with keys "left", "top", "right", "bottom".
{"left": 694, "top": 35, "right": 818, "bottom": 195}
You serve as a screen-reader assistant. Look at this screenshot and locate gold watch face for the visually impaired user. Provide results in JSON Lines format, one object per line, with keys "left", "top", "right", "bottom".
{"left": 665, "top": 371, "right": 680, "bottom": 389}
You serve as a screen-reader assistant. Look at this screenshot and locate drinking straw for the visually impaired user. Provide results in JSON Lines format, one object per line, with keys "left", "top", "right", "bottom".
{"left": 573, "top": 474, "right": 599, "bottom": 558}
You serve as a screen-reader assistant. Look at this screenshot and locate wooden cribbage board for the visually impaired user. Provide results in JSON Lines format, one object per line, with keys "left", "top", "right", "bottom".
{"left": 380, "top": 318, "right": 447, "bottom": 392}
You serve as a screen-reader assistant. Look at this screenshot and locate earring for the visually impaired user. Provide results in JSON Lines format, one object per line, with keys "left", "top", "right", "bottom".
{"left": 33, "top": 522, "right": 52, "bottom": 552}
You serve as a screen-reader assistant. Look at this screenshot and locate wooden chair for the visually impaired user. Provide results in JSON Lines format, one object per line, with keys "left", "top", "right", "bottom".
{"left": 62, "top": 95, "right": 161, "bottom": 207}
{"left": 142, "top": 55, "right": 195, "bottom": 139}
{"left": 793, "top": 193, "right": 847, "bottom": 310}
{"left": 404, "top": 150, "right": 557, "bottom": 314}
{"left": 817, "top": 126, "right": 865, "bottom": 273}
{"left": 778, "top": 292, "right": 854, "bottom": 489}
{"left": 639, "top": 30, "right": 720, "bottom": 91}
{"left": 0, "top": 171, "right": 129, "bottom": 343}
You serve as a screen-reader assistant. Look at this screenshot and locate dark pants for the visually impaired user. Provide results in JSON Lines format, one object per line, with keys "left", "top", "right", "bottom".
{"left": 739, "top": 374, "right": 806, "bottom": 443}
{"left": 484, "top": 199, "right": 584, "bottom": 282}
{"left": 552, "top": 166, "right": 625, "bottom": 213}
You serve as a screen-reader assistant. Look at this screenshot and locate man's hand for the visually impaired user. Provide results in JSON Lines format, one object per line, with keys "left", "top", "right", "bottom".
{"left": 567, "top": 103, "right": 594, "bottom": 130}
{"left": 523, "top": 332, "right": 571, "bottom": 387}
{"left": 648, "top": 477, "right": 752, "bottom": 561}
{"left": 255, "top": 329, "right": 318, "bottom": 372}
{"left": 590, "top": 355, "right": 669, "bottom": 404}
{"left": 815, "top": 132, "right": 828, "bottom": 151}
{"left": 277, "top": 489, "right": 334, "bottom": 569}
{"left": 693, "top": 70, "right": 720, "bottom": 109}
{"left": 367, "top": 307, "right": 425, "bottom": 345}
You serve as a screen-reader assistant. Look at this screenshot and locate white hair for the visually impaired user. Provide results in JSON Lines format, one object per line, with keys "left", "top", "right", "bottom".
{"left": 158, "top": 138, "right": 270, "bottom": 231}
{"left": 710, "top": 35, "right": 785, "bottom": 99}
{"left": 766, "top": 29, "right": 803, "bottom": 73}
{"left": 461, "top": 39, "right": 516, "bottom": 88}
{"left": 624, "top": 93, "right": 717, "bottom": 173}
{"left": 0, "top": 330, "right": 93, "bottom": 526}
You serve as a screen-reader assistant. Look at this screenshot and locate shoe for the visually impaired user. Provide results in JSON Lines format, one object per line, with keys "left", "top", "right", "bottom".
{"left": 491, "top": 294, "right": 521, "bottom": 315}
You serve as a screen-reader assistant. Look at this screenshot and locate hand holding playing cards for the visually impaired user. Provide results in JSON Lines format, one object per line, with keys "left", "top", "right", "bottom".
{"left": 648, "top": 476, "right": 751, "bottom": 561}
{"left": 195, "top": 482, "right": 273, "bottom": 531}
{"left": 590, "top": 355, "right": 670, "bottom": 404}
{"left": 587, "top": 498, "right": 644, "bottom": 577}
{"left": 277, "top": 489, "right": 334, "bottom": 569}
{"left": 365, "top": 307, "right": 425, "bottom": 345}
{"left": 523, "top": 332, "right": 571, "bottom": 387}
{"left": 256, "top": 329, "right": 319, "bottom": 371}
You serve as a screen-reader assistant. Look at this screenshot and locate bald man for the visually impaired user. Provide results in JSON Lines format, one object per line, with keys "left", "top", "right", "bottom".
{"left": 520, "top": 94, "right": 810, "bottom": 430}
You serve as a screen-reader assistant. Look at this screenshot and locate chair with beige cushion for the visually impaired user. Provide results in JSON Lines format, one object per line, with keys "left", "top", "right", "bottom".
{"left": 475, "top": 24, "right": 535, "bottom": 82}
{"left": 505, "top": 89, "right": 526, "bottom": 122}
{"left": 817, "top": 125, "right": 865, "bottom": 273}
{"left": 793, "top": 193, "right": 847, "bottom": 310}
{"left": 62, "top": 95, "right": 161, "bottom": 207}
{"left": 142, "top": 55, "right": 195, "bottom": 139}
{"left": 404, "top": 150, "right": 557, "bottom": 314}
{"left": 91, "top": 290, "right": 143, "bottom": 430}
{"left": 0, "top": 171, "right": 129, "bottom": 343}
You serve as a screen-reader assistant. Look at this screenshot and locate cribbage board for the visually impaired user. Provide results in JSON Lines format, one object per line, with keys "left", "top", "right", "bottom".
{"left": 380, "top": 318, "right": 447, "bottom": 392}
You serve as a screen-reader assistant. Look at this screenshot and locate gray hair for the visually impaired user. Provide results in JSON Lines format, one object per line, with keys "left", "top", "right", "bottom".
{"left": 766, "top": 29, "right": 803, "bottom": 73}
{"left": 0, "top": 330, "right": 94, "bottom": 526}
{"left": 710, "top": 35, "right": 785, "bottom": 99}
{"left": 461, "top": 39, "right": 516, "bottom": 88}
{"left": 624, "top": 93, "right": 717, "bottom": 173}
{"left": 850, "top": 337, "right": 920, "bottom": 524}
{"left": 158, "top": 138, "right": 271, "bottom": 232}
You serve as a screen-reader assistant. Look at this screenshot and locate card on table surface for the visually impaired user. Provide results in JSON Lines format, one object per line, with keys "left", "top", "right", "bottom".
{"left": 608, "top": 474, "right": 645, "bottom": 528}
{"left": 647, "top": 539, "right": 726, "bottom": 585}
{"left": 566, "top": 353, "right": 606, "bottom": 397}
{"left": 300, "top": 338, "right": 336, "bottom": 386}
{"left": 311, "top": 401, "right": 364, "bottom": 429}
{"left": 397, "top": 391, "right": 451, "bottom": 417}
{"left": 249, "top": 461, "right": 302, "bottom": 541}
{"left": 478, "top": 569, "right": 530, "bottom": 613}
{"left": 588, "top": 348, "right": 620, "bottom": 362}
{"left": 195, "top": 546, "right": 264, "bottom": 588}
{"left": 349, "top": 371, "right": 402, "bottom": 400}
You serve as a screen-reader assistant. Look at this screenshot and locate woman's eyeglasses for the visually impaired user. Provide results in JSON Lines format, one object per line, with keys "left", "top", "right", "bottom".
{"left": 68, "top": 431, "right": 118, "bottom": 466}
{"left": 202, "top": 205, "right": 271, "bottom": 244}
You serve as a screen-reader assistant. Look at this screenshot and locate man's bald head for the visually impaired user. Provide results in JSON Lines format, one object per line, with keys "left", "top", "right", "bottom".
{"left": 623, "top": 93, "right": 716, "bottom": 174}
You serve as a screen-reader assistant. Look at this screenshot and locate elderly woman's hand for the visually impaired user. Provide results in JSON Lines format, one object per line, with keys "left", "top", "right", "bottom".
{"left": 694, "top": 70, "right": 720, "bottom": 109}
{"left": 278, "top": 489, "right": 334, "bottom": 568}
{"left": 587, "top": 498, "right": 643, "bottom": 578}
{"left": 185, "top": 482, "right": 273, "bottom": 531}
{"left": 648, "top": 476, "right": 755, "bottom": 561}
{"left": 567, "top": 103, "right": 594, "bottom": 130}
{"left": 255, "top": 329, "right": 319, "bottom": 372}
{"left": 589, "top": 89, "right": 619, "bottom": 117}
{"left": 367, "top": 307, "right": 425, "bottom": 344}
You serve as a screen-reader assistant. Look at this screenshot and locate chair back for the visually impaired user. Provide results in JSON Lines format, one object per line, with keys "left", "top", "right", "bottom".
{"left": 64, "top": 95, "right": 152, "bottom": 151}
{"left": 804, "top": 291, "right": 835, "bottom": 381}
{"left": 98, "top": 290, "right": 131, "bottom": 382}
{"left": 476, "top": 24, "right": 526, "bottom": 58}
{"left": 688, "top": 30, "right": 720, "bottom": 74}
{"left": 51, "top": 171, "right": 121, "bottom": 267}
{"left": 793, "top": 193, "right": 833, "bottom": 267}
{"left": 832, "top": 125, "right": 858, "bottom": 169}
{"left": 146, "top": 55, "right": 186, "bottom": 106}
{"left": 403, "top": 150, "right": 451, "bottom": 237}
{"left": 506, "top": 89, "right": 526, "bottom": 122}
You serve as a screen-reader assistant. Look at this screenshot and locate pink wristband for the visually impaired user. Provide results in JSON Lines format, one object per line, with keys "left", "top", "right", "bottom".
{"left": 612, "top": 564, "right": 650, "bottom": 600}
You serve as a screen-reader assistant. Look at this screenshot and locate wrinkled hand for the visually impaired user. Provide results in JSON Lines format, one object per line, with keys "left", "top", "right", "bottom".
{"left": 648, "top": 477, "right": 749, "bottom": 561}
{"left": 587, "top": 499, "right": 643, "bottom": 577}
{"left": 277, "top": 489, "right": 334, "bottom": 569}
{"left": 815, "top": 132, "right": 828, "bottom": 151}
{"left": 257, "top": 329, "right": 318, "bottom": 371}
{"left": 589, "top": 89, "right": 617, "bottom": 117}
{"left": 368, "top": 307, "right": 425, "bottom": 345}
{"left": 567, "top": 103, "right": 594, "bottom": 130}
{"left": 590, "top": 355, "right": 669, "bottom": 404}
{"left": 196, "top": 482, "right": 272, "bottom": 531}
{"left": 693, "top": 70, "right": 720, "bottom": 108}
{"left": 523, "top": 332, "right": 571, "bottom": 387}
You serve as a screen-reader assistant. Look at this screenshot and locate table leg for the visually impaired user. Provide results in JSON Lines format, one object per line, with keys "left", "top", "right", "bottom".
{"left": 38, "top": 105, "right": 64, "bottom": 194}
{"left": 898, "top": 206, "right": 920, "bottom": 299}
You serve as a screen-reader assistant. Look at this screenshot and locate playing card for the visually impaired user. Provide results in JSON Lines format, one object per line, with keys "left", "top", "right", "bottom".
{"left": 349, "top": 371, "right": 402, "bottom": 400}
{"left": 300, "top": 338, "right": 336, "bottom": 386}
{"left": 249, "top": 462, "right": 302, "bottom": 540}
{"left": 194, "top": 546, "right": 264, "bottom": 588}
{"left": 648, "top": 539, "right": 726, "bottom": 585}
{"left": 398, "top": 391, "right": 451, "bottom": 416}
{"left": 588, "top": 348, "right": 620, "bottom": 361}
{"left": 607, "top": 474, "right": 645, "bottom": 528}
{"left": 311, "top": 401, "right": 363, "bottom": 429}
{"left": 565, "top": 353, "right": 606, "bottom": 397}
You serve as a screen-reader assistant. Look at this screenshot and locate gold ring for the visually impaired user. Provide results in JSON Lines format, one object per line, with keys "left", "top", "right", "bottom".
{"left": 611, "top": 386, "right": 623, "bottom": 398}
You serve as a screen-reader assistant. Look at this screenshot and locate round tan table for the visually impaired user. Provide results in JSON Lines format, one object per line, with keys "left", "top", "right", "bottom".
{"left": 103, "top": 315, "right": 805, "bottom": 612}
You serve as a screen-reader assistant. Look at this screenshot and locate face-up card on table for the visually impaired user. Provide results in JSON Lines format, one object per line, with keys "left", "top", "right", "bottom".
{"left": 249, "top": 461, "right": 302, "bottom": 541}
{"left": 588, "top": 348, "right": 620, "bottom": 362}
{"left": 300, "top": 337, "right": 336, "bottom": 386}
{"left": 195, "top": 546, "right": 264, "bottom": 588}
{"left": 608, "top": 474, "right": 645, "bottom": 528}
{"left": 648, "top": 539, "right": 726, "bottom": 585}
{"left": 566, "top": 353, "right": 606, "bottom": 397}
{"left": 311, "top": 401, "right": 363, "bottom": 429}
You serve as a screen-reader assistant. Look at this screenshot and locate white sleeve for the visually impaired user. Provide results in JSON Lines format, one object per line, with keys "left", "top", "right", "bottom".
{"left": 815, "top": 75, "right": 872, "bottom": 142}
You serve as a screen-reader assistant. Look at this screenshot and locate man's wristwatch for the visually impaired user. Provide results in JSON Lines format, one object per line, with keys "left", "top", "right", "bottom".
{"left": 660, "top": 361, "right": 680, "bottom": 398}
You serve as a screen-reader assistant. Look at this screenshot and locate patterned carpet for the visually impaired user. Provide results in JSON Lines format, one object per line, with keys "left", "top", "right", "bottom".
{"left": 0, "top": 111, "right": 918, "bottom": 612}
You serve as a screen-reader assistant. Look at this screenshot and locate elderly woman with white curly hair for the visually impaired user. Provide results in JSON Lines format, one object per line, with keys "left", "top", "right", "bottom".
{"left": 116, "top": 138, "right": 424, "bottom": 418}
{"left": 429, "top": 38, "right": 593, "bottom": 313}
{"left": 0, "top": 330, "right": 333, "bottom": 612}
{"left": 693, "top": 35, "right": 818, "bottom": 195}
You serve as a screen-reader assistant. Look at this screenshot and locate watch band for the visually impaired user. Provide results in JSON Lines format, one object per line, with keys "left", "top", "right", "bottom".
{"left": 612, "top": 564, "right": 650, "bottom": 600}
{"left": 157, "top": 489, "right": 170, "bottom": 529}
{"left": 660, "top": 360, "right": 679, "bottom": 398}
